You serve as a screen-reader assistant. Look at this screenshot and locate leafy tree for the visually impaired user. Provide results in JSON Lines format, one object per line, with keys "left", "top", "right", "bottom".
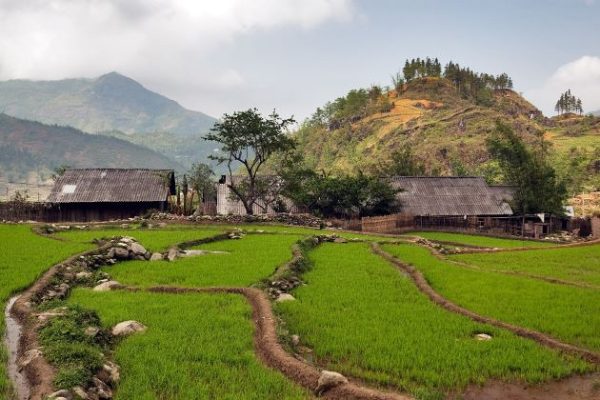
{"left": 280, "top": 159, "right": 399, "bottom": 218}
{"left": 381, "top": 148, "right": 426, "bottom": 176}
{"left": 487, "top": 121, "right": 567, "bottom": 215}
{"left": 188, "top": 163, "right": 215, "bottom": 213}
{"left": 204, "top": 108, "right": 296, "bottom": 215}
{"left": 51, "top": 165, "right": 70, "bottom": 181}
{"left": 283, "top": 169, "right": 398, "bottom": 218}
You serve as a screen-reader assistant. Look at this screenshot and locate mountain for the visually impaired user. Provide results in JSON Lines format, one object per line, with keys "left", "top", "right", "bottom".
{"left": 0, "top": 72, "right": 217, "bottom": 136}
{"left": 0, "top": 114, "right": 184, "bottom": 185}
{"left": 295, "top": 76, "right": 600, "bottom": 194}
{"left": 592, "top": 110, "right": 600, "bottom": 117}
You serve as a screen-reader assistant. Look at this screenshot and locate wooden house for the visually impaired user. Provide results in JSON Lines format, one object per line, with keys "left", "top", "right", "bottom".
{"left": 47, "top": 168, "right": 175, "bottom": 221}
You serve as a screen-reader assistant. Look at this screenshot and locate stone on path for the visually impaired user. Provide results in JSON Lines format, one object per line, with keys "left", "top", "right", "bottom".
{"left": 316, "top": 370, "right": 348, "bottom": 394}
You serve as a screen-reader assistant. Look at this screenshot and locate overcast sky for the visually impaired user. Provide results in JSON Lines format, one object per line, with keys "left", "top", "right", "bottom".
{"left": 0, "top": 0, "right": 599, "bottom": 120}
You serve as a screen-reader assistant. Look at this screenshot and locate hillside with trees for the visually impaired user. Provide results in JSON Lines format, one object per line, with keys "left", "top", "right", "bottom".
{"left": 0, "top": 114, "right": 183, "bottom": 184}
{"left": 294, "top": 59, "right": 600, "bottom": 196}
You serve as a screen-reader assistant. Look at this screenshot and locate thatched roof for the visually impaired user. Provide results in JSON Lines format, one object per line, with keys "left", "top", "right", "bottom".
{"left": 47, "top": 168, "right": 176, "bottom": 203}
{"left": 390, "top": 176, "right": 513, "bottom": 216}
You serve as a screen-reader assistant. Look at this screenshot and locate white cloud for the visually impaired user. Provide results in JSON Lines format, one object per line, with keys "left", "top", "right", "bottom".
{"left": 525, "top": 56, "right": 600, "bottom": 115}
{"left": 0, "top": 0, "right": 355, "bottom": 84}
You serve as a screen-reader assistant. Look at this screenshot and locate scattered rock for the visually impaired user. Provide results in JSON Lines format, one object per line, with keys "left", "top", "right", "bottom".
{"left": 93, "top": 281, "right": 121, "bottom": 292}
{"left": 76, "top": 271, "right": 93, "bottom": 280}
{"left": 275, "top": 293, "right": 296, "bottom": 302}
{"left": 111, "top": 247, "right": 130, "bottom": 260}
{"left": 316, "top": 370, "right": 348, "bottom": 394}
{"left": 112, "top": 320, "right": 147, "bottom": 336}
{"left": 102, "top": 361, "right": 120, "bottom": 383}
{"left": 18, "top": 349, "right": 42, "bottom": 370}
{"left": 92, "top": 377, "right": 113, "bottom": 399}
{"left": 291, "top": 334, "right": 300, "bottom": 346}
{"left": 150, "top": 252, "right": 163, "bottom": 261}
{"left": 166, "top": 247, "right": 179, "bottom": 262}
{"left": 72, "top": 386, "right": 89, "bottom": 399}
{"left": 129, "top": 242, "right": 147, "bottom": 256}
{"left": 475, "top": 333, "right": 493, "bottom": 341}
{"left": 84, "top": 326, "right": 100, "bottom": 337}
{"left": 48, "top": 389, "right": 72, "bottom": 399}
{"left": 333, "top": 237, "right": 348, "bottom": 244}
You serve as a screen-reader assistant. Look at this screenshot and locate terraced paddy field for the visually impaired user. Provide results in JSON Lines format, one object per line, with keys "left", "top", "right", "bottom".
{"left": 382, "top": 243, "right": 600, "bottom": 352}
{"left": 67, "top": 290, "right": 309, "bottom": 400}
{"left": 103, "top": 234, "right": 304, "bottom": 288}
{"left": 453, "top": 243, "right": 600, "bottom": 287}
{"left": 405, "top": 231, "right": 557, "bottom": 249}
{"left": 2, "top": 225, "right": 598, "bottom": 400}
{"left": 277, "top": 242, "right": 591, "bottom": 400}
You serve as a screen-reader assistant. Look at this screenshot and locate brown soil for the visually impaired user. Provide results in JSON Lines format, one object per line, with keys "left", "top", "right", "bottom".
{"left": 460, "top": 373, "right": 600, "bottom": 400}
{"left": 371, "top": 243, "right": 600, "bottom": 364}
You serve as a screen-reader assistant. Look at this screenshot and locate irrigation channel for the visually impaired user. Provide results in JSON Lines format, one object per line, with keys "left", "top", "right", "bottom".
{"left": 4, "top": 296, "right": 29, "bottom": 400}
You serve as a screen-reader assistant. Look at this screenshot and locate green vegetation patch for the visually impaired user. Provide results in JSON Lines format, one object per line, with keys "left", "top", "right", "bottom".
{"left": 56, "top": 227, "right": 226, "bottom": 252}
{"left": 277, "top": 243, "right": 588, "bottom": 400}
{"left": 39, "top": 305, "right": 109, "bottom": 389}
{"left": 105, "top": 234, "right": 304, "bottom": 288}
{"left": 68, "top": 289, "right": 309, "bottom": 400}
{"left": 0, "top": 224, "right": 92, "bottom": 398}
{"left": 407, "top": 231, "right": 556, "bottom": 249}
{"left": 453, "top": 243, "right": 600, "bottom": 287}
{"left": 383, "top": 243, "right": 600, "bottom": 352}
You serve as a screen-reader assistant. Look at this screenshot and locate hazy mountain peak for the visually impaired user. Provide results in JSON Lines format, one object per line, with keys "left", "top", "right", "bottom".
{"left": 0, "top": 73, "right": 216, "bottom": 135}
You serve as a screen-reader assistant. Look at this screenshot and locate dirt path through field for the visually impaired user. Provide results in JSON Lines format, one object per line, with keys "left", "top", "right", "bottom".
{"left": 371, "top": 242, "right": 600, "bottom": 364}
{"left": 460, "top": 373, "right": 600, "bottom": 400}
{"left": 145, "top": 286, "right": 410, "bottom": 400}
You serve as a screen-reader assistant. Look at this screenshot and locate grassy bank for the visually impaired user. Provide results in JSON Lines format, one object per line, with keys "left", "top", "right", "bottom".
{"left": 0, "top": 225, "right": 92, "bottom": 399}
{"left": 276, "top": 243, "right": 589, "bottom": 400}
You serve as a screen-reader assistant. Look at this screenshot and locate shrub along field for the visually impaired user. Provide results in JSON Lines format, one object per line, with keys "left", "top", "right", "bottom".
{"left": 382, "top": 243, "right": 600, "bottom": 352}
{"left": 104, "top": 234, "right": 304, "bottom": 288}
{"left": 405, "top": 231, "right": 557, "bottom": 249}
{"left": 0, "top": 225, "right": 92, "bottom": 399}
{"left": 453, "top": 243, "right": 600, "bottom": 287}
{"left": 68, "top": 290, "right": 309, "bottom": 400}
{"left": 276, "top": 243, "right": 589, "bottom": 400}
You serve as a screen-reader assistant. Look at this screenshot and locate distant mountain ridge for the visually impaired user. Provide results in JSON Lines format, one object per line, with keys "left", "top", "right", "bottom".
{"left": 0, "top": 72, "right": 217, "bottom": 135}
{"left": 0, "top": 114, "right": 184, "bottom": 183}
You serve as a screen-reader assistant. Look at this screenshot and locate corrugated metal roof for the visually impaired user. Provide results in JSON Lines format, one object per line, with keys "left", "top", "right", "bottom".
{"left": 390, "top": 176, "right": 513, "bottom": 216}
{"left": 47, "top": 168, "right": 176, "bottom": 203}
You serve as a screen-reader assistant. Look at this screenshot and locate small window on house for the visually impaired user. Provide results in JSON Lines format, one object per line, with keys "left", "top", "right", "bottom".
{"left": 62, "top": 184, "right": 76, "bottom": 194}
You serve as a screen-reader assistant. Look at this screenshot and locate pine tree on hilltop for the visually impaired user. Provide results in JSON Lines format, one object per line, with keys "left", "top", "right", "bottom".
{"left": 555, "top": 90, "right": 583, "bottom": 115}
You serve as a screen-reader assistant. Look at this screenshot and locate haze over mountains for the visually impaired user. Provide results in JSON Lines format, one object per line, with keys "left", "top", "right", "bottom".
{"left": 0, "top": 72, "right": 220, "bottom": 194}
{"left": 0, "top": 113, "right": 183, "bottom": 180}
{"left": 0, "top": 72, "right": 217, "bottom": 135}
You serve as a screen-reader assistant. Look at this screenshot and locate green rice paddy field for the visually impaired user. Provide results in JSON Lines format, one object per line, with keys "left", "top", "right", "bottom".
{"left": 1, "top": 224, "right": 598, "bottom": 400}
{"left": 405, "top": 231, "right": 557, "bottom": 248}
